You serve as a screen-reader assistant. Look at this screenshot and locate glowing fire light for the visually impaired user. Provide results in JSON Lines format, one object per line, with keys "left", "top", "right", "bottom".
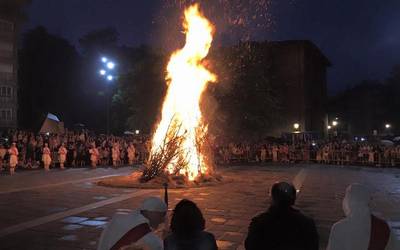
{"left": 151, "top": 4, "right": 216, "bottom": 181}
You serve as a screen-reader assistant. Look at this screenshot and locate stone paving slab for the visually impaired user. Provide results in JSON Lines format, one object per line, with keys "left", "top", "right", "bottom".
{"left": 0, "top": 165, "right": 399, "bottom": 250}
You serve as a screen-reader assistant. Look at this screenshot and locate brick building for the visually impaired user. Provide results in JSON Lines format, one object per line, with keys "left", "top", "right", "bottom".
{"left": 0, "top": 17, "right": 17, "bottom": 128}
{"left": 267, "top": 40, "right": 331, "bottom": 136}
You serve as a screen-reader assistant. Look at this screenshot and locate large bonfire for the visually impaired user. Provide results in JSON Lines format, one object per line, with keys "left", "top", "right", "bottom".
{"left": 141, "top": 4, "right": 217, "bottom": 183}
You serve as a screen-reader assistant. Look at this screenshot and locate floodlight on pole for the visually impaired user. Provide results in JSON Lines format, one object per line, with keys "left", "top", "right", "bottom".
{"left": 107, "top": 62, "right": 115, "bottom": 69}
{"left": 107, "top": 75, "right": 113, "bottom": 81}
{"left": 99, "top": 69, "right": 106, "bottom": 75}
{"left": 102, "top": 57, "right": 108, "bottom": 63}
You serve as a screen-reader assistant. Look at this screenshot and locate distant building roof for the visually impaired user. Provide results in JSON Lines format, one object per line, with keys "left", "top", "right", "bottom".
{"left": 265, "top": 40, "right": 332, "bottom": 67}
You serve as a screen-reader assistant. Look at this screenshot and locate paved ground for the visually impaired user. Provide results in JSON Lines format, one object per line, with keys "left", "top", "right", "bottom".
{"left": 0, "top": 164, "right": 399, "bottom": 250}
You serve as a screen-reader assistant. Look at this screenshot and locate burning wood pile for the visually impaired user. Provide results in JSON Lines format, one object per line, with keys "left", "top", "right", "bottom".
{"left": 140, "top": 4, "right": 221, "bottom": 186}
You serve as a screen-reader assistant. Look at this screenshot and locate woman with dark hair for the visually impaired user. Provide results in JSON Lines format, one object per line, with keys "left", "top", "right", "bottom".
{"left": 164, "top": 199, "right": 218, "bottom": 250}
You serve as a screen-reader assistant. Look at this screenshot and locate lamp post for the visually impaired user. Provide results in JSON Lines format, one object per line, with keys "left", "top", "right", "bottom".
{"left": 99, "top": 57, "right": 116, "bottom": 135}
{"left": 385, "top": 123, "right": 392, "bottom": 135}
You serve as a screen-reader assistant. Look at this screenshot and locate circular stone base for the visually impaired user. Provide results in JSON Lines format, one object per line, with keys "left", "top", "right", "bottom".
{"left": 97, "top": 172, "right": 230, "bottom": 189}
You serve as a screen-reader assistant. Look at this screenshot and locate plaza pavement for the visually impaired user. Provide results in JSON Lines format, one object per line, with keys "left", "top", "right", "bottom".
{"left": 0, "top": 164, "right": 399, "bottom": 250}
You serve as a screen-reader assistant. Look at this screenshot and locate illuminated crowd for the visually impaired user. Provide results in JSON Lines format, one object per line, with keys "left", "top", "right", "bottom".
{"left": 214, "top": 141, "right": 400, "bottom": 167}
{"left": 0, "top": 130, "right": 152, "bottom": 174}
{"left": 1, "top": 130, "right": 400, "bottom": 175}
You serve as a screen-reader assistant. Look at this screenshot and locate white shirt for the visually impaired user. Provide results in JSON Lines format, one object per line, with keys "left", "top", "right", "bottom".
{"left": 327, "top": 184, "right": 399, "bottom": 250}
{"left": 97, "top": 210, "right": 163, "bottom": 250}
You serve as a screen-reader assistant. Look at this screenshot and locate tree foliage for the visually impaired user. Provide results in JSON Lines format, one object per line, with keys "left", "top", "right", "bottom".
{"left": 18, "top": 26, "right": 81, "bottom": 129}
{"left": 329, "top": 65, "right": 400, "bottom": 135}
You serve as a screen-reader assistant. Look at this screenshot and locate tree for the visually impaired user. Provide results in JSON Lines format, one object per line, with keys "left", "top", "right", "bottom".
{"left": 206, "top": 42, "right": 283, "bottom": 140}
{"left": 79, "top": 27, "right": 119, "bottom": 56}
{"left": 18, "top": 26, "right": 81, "bottom": 129}
{"left": 114, "top": 46, "right": 167, "bottom": 134}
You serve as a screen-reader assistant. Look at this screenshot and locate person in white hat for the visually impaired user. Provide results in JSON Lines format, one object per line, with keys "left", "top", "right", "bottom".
{"left": 327, "top": 183, "right": 399, "bottom": 250}
{"left": 98, "top": 196, "right": 167, "bottom": 250}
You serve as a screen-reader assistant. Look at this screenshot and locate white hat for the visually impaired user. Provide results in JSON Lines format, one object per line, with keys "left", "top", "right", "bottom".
{"left": 140, "top": 197, "right": 167, "bottom": 212}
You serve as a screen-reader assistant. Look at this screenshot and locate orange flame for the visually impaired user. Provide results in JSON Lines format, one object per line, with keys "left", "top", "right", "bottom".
{"left": 151, "top": 4, "right": 216, "bottom": 181}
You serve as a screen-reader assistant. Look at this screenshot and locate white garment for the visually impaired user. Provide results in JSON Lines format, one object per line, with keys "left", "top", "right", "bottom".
{"left": 97, "top": 210, "right": 163, "bottom": 250}
{"left": 327, "top": 184, "right": 399, "bottom": 250}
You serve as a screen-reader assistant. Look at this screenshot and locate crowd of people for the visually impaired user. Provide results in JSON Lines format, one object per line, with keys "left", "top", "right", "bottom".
{"left": 0, "top": 130, "right": 151, "bottom": 175}
{"left": 97, "top": 183, "right": 399, "bottom": 250}
{"left": 1, "top": 129, "right": 400, "bottom": 175}
{"left": 215, "top": 140, "right": 400, "bottom": 167}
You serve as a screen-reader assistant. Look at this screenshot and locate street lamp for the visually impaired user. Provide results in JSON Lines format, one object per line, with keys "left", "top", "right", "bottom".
{"left": 332, "top": 121, "right": 338, "bottom": 127}
{"left": 98, "top": 56, "right": 117, "bottom": 134}
{"left": 293, "top": 123, "right": 300, "bottom": 130}
{"left": 385, "top": 124, "right": 391, "bottom": 129}
{"left": 327, "top": 125, "right": 332, "bottom": 130}
{"left": 107, "top": 62, "right": 115, "bottom": 69}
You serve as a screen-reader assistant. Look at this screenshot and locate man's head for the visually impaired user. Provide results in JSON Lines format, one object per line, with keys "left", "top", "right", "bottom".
{"left": 140, "top": 197, "right": 167, "bottom": 229}
{"left": 270, "top": 182, "right": 297, "bottom": 207}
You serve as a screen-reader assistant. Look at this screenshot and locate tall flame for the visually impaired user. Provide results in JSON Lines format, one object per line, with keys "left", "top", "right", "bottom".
{"left": 151, "top": 4, "right": 216, "bottom": 181}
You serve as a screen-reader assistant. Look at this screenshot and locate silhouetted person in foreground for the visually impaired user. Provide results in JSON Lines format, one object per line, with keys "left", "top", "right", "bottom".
{"left": 164, "top": 199, "right": 218, "bottom": 250}
{"left": 327, "top": 183, "right": 399, "bottom": 250}
{"left": 245, "top": 182, "right": 319, "bottom": 250}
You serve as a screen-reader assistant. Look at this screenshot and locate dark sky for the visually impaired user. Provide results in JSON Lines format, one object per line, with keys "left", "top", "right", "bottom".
{"left": 24, "top": 0, "right": 400, "bottom": 94}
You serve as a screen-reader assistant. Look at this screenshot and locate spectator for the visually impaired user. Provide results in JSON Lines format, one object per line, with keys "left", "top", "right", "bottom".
{"left": 98, "top": 196, "right": 167, "bottom": 250}
{"left": 245, "top": 182, "right": 319, "bottom": 250}
{"left": 327, "top": 184, "right": 399, "bottom": 250}
{"left": 164, "top": 199, "right": 217, "bottom": 250}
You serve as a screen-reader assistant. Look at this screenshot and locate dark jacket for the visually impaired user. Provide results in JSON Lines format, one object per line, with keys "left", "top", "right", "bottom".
{"left": 245, "top": 205, "right": 319, "bottom": 250}
{"left": 164, "top": 231, "right": 218, "bottom": 250}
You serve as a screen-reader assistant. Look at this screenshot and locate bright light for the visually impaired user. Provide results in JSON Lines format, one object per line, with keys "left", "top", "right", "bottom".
{"left": 385, "top": 124, "right": 391, "bottom": 129}
{"left": 101, "top": 57, "right": 107, "bottom": 63}
{"left": 150, "top": 4, "right": 216, "bottom": 181}
{"left": 107, "top": 75, "right": 113, "bottom": 81}
{"left": 293, "top": 123, "right": 300, "bottom": 130}
{"left": 327, "top": 125, "right": 332, "bottom": 130}
{"left": 361, "top": 137, "right": 366, "bottom": 142}
{"left": 332, "top": 121, "right": 338, "bottom": 127}
{"left": 107, "top": 62, "right": 115, "bottom": 69}
{"left": 99, "top": 69, "right": 106, "bottom": 75}
{"left": 135, "top": 130, "right": 140, "bottom": 135}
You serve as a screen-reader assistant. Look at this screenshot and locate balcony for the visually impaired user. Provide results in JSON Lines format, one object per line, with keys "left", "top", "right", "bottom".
{"left": 0, "top": 119, "right": 17, "bottom": 128}
{"left": 0, "top": 32, "right": 14, "bottom": 43}
{"left": 0, "top": 96, "right": 16, "bottom": 104}
{"left": 0, "top": 79, "right": 15, "bottom": 85}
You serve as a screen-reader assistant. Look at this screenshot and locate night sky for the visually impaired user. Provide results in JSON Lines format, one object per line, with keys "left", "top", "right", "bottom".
{"left": 24, "top": 0, "right": 400, "bottom": 94}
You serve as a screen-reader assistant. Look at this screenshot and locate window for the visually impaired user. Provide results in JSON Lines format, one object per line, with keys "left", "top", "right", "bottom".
{"left": 0, "top": 20, "right": 14, "bottom": 32}
{"left": 0, "top": 42, "right": 13, "bottom": 51}
{"left": 0, "top": 86, "right": 12, "bottom": 97}
{"left": 0, "top": 109, "right": 12, "bottom": 121}
{"left": 0, "top": 63, "right": 13, "bottom": 73}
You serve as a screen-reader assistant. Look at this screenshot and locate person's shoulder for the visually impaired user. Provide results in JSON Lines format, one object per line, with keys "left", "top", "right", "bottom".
{"left": 249, "top": 211, "right": 272, "bottom": 226}
{"left": 200, "top": 231, "right": 217, "bottom": 241}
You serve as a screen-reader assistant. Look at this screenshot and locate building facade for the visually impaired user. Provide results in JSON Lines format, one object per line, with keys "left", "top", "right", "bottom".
{"left": 266, "top": 40, "right": 331, "bottom": 136}
{"left": 0, "top": 17, "right": 17, "bottom": 128}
